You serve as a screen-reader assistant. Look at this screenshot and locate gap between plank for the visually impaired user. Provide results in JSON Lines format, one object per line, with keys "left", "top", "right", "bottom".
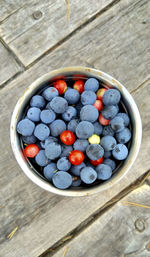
{"left": 39, "top": 169, "right": 150, "bottom": 257}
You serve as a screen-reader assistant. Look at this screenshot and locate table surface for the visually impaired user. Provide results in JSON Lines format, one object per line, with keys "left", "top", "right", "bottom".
{"left": 0, "top": 0, "right": 150, "bottom": 256}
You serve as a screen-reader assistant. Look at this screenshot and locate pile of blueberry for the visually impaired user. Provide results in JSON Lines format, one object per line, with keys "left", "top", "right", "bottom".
{"left": 17, "top": 77, "right": 131, "bottom": 190}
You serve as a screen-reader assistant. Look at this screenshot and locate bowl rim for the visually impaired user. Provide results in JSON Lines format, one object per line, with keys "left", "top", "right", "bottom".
{"left": 10, "top": 66, "right": 142, "bottom": 197}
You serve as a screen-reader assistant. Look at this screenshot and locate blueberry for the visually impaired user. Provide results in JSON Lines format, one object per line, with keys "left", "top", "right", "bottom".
{"left": 102, "top": 125, "right": 115, "bottom": 136}
{"left": 103, "top": 158, "right": 116, "bottom": 170}
{"left": 34, "top": 123, "right": 50, "bottom": 141}
{"left": 76, "top": 121, "right": 94, "bottom": 139}
{"left": 57, "top": 157, "right": 71, "bottom": 171}
{"left": 100, "top": 136, "right": 116, "bottom": 151}
{"left": 62, "top": 106, "right": 77, "bottom": 121}
{"left": 52, "top": 171, "right": 72, "bottom": 189}
{"left": 84, "top": 78, "right": 99, "bottom": 92}
{"left": 72, "top": 177, "right": 81, "bottom": 187}
{"left": 35, "top": 150, "right": 49, "bottom": 167}
{"left": 103, "top": 89, "right": 121, "bottom": 105}
{"left": 112, "top": 144, "right": 128, "bottom": 160}
{"left": 73, "top": 139, "right": 89, "bottom": 152}
{"left": 115, "top": 128, "right": 131, "bottom": 143}
{"left": 71, "top": 162, "right": 86, "bottom": 176}
{"left": 50, "top": 119, "right": 66, "bottom": 137}
{"left": 45, "top": 102, "right": 52, "bottom": 110}
{"left": 40, "top": 109, "right": 56, "bottom": 124}
{"left": 102, "top": 105, "right": 118, "bottom": 120}
{"left": 27, "top": 107, "right": 41, "bottom": 122}
{"left": 67, "top": 119, "right": 79, "bottom": 133}
{"left": 64, "top": 88, "right": 80, "bottom": 104}
{"left": 80, "top": 167, "right": 97, "bottom": 184}
{"left": 80, "top": 105, "right": 99, "bottom": 123}
{"left": 40, "top": 136, "right": 58, "bottom": 149}
{"left": 22, "top": 135, "right": 37, "bottom": 144}
{"left": 104, "top": 151, "right": 111, "bottom": 158}
{"left": 17, "top": 118, "right": 35, "bottom": 136}
{"left": 116, "top": 112, "right": 130, "bottom": 126}
{"left": 45, "top": 142, "right": 62, "bottom": 160}
{"left": 76, "top": 102, "right": 83, "bottom": 115}
{"left": 50, "top": 96, "right": 68, "bottom": 114}
{"left": 86, "top": 144, "right": 104, "bottom": 160}
{"left": 96, "top": 164, "right": 112, "bottom": 180}
{"left": 81, "top": 91, "right": 96, "bottom": 105}
{"left": 43, "top": 163, "right": 57, "bottom": 181}
{"left": 60, "top": 145, "right": 73, "bottom": 157}
{"left": 42, "top": 87, "right": 58, "bottom": 101}
{"left": 110, "top": 116, "right": 125, "bottom": 132}
{"left": 30, "top": 95, "right": 45, "bottom": 109}
{"left": 93, "top": 122, "right": 103, "bottom": 135}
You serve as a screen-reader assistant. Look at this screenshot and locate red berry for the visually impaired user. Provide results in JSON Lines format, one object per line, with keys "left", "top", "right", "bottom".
{"left": 69, "top": 150, "right": 85, "bottom": 165}
{"left": 93, "top": 100, "right": 103, "bottom": 111}
{"left": 99, "top": 113, "right": 110, "bottom": 126}
{"left": 24, "top": 144, "right": 39, "bottom": 158}
{"left": 60, "top": 130, "right": 75, "bottom": 145}
{"left": 97, "top": 88, "right": 107, "bottom": 100}
{"left": 90, "top": 157, "right": 103, "bottom": 166}
{"left": 54, "top": 80, "right": 67, "bottom": 94}
{"left": 73, "top": 80, "right": 84, "bottom": 93}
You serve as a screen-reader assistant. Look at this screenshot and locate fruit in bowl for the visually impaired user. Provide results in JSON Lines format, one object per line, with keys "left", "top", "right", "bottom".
{"left": 16, "top": 76, "right": 132, "bottom": 190}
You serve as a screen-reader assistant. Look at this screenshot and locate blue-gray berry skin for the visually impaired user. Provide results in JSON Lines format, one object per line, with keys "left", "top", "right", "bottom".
{"left": 43, "top": 163, "right": 57, "bottom": 181}
{"left": 81, "top": 91, "right": 97, "bottom": 105}
{"left": 67, "top": 119, "right": 79, "bottom": 133}
{"left": 100, "top": 136, "right": 116, "bottom": 151}
{"left": 103, "top": 158, "right": 116, "bottom": 171}
{"left": 40, "top": 136, "right": 58, "bottom": 149}
{"left": 30, "top": 95, "right": 45, "bottom": 109}
{"left": 71, "top": 162, "right": 86, "bottom": 176}
{"left": 103, "top": 89, "right": 121, "bottom": 106}
{"left": 64, "top": 89, "right": 80, "bottom": 104}
{"left": 116, "top": 112, "right": 130, "bottom": 126}
{"left": 93, "top": 122, "right": 103, "bottom": 135}
{"left": 50, "top": 96, "right": 68, "bottom": 114}
{"left": 45, "top": 142, "right": 62, "bottom": 160}
{"left": 86, "top": 144, "right": 104, "bottom": 160}
{"left": 112, "top": 144, "right": 128, "bottom": 160}
{"left": 22, "top": 135, "right": 37, "bottom": 144}
{"left": 115, "top": 128, "right": 131, "bottom": 143}
{"left": 62, "top": 106, "right": 77, "bottom": 121}
{"left": 102, "top": 125, "right": 114, "bottom": 137}
{"left": 35, "top": 150, "right": 49, "bottom": 167}
{"left": 52, "top": 171, "right": 72, "bottom": 189}
{"left": 72, "top": 177, "right": 81, "bottom": 187}
{"left": 17, "top": 119, "right": 35, "bottom": 136}
{"left": 57, "top": 157, "right": 71, "bottom": 171}
{"left": 84, "top": 78, "right": 99, "bottom": 92}
{"left": 80, "top": 105, "right": 99, "bottom": 123}
{"left": 50, "top": 119, "right": 66, "bottom": 137}
{"left": 34, "top": 123, "right": 50, "bottom": 141}
{"left": 27, "top": 107, "right": 41, "bottom": 122}
{"left": 60, "top": 145, "right": 73, "bottom": 157}
{"left": 76, "top": 121, "right": 94, "bottom": 139}
{"left": 104, "top": 151, "right": 111, "bottom": 158}
{"left": 40, "top": 109, "right": 56, "bottom": 124}
{"left": 80, "top": 167, "right": 97, "bottom": 184}
{"left": 73, "top": 139, "right": 89, "bottom": 152}
{"left": 110, "top": 116, "right": 125, "bottom": 132}
{"left": 42, "top": 87, "right": 58, "bottom": 101}
{"left": 102, "top": 105, "right": 118, "bottom": 120}
{"left": 96, "top": 164, "right": 112, "bottom": 180}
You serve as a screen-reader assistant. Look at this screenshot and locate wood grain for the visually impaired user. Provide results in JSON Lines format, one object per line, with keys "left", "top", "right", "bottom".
{"left": 0, "top": 0, "right": 26, "bottom": 22}
{"left": 52, "top": 183, "right": 150, "bottom": 257}
{"left": 0, "top": 41, "right": 22, "bottom": 85}
{"left": 0, "top": 0, "right": 113, "bottom": 66}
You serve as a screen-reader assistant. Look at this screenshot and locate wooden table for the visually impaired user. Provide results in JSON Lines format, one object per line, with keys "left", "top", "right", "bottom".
{"left": 0, "top": 0, "right": 150, "bottom": 256}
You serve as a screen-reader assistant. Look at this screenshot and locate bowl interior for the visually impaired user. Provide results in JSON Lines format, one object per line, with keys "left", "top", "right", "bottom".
{"left": 10, "top": 67, "right": 142, "bottom": 196}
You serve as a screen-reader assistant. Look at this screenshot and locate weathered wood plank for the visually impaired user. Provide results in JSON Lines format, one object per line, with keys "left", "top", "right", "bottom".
{"left": 0, "top": 77, "right": 149, "bottom": 257}
{"left": 0, "top": 42, "right": 22, "bottom": 85}
{"left": 52, "top": 183, "right": 150, "bottom": 257}
{"left": 0, "top": 0, "right": 26, "bottom": 22}
{"left": 0, "top": 0, "right": 113, "bottom": 66}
